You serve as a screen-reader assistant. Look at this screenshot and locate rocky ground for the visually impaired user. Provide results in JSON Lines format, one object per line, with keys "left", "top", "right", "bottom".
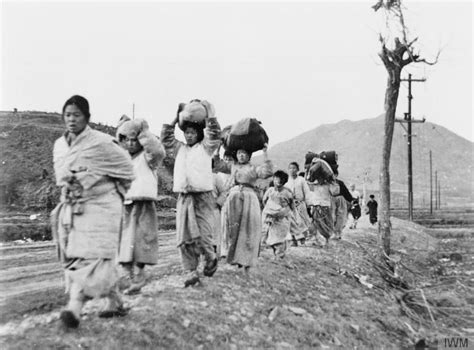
{"left": 0, "top": 215, "right": 472, "bottom": 349}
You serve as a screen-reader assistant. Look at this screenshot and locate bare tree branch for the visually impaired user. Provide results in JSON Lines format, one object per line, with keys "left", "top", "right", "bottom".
{"left": 372, "top": 0, "right": 383, "bottom": 12}
{"left": 406, "top": 37, "right": 418, "bottom": 48}
{"left": 414, "top": 56, "right": 440, "bottom": 66}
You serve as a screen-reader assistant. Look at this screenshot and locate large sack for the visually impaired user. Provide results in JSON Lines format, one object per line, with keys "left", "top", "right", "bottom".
{"left": 224, "top": 118, "right": 268, "bottom": 153}
{"left": 304, "top": 151, "right": 319, "bottom": 166}
{"left": 307, "top": 158, "right": 335, "bottom": 184}
{"left": 178, "top": 101, "right": 208, "bottom": 130}
{"left": 320, "top": 151, "right": 338, "bottom": 166}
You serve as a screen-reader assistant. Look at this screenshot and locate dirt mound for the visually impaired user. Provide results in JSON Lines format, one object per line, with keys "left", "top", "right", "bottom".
{"left": 0, "top": 216, "right": 471, "bottom": 349}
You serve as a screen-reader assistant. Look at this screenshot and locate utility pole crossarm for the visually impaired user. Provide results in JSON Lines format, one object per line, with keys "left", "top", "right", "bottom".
{"left": 401, "top": 78, "right": 427, "bottom": 82}
{"left": 395, "top": 117, "right": 426, "bottom": 123}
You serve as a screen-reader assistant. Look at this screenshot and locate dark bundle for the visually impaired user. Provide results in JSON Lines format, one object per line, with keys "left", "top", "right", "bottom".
{"left": 307, "top": 158, "right": 335, "bottom": 184}
{"left": 304, "top": 151, "right": 319, "bottom": 168}
{"left": 223, "top": 118, "right": 268, "bottom": 153}
{"left": 320, "top": 151, "right": 338, "bottom": 174}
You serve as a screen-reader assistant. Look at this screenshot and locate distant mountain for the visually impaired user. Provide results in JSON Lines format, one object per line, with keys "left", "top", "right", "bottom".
{"left": 255, "top": 114, "right": 474, "bottom": 205}
{"left": 1, "top": 111, "right": 472, "bottom": 210}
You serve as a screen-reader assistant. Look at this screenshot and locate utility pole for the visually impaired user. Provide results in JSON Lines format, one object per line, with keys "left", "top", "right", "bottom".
{"left": 429, "top": 150, "right": 433, "bottom": 214}
{"left": 438, "top": 179, "right": 441, "bottom": 210}
{"left": 132, "top": 103, "right": 135, "bottom": 120}
{"left": 434, "top": 170, "right": 438, "bottom": 210}
{"left": 395, "top": 74, "right": 426, "bottom": 221}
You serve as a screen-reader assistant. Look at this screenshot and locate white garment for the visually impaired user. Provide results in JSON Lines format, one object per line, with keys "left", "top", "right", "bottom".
{"left": 285, "top": 176, "right": 312, "bottom": 205}
{"left": 126, "top": 151, "right": 158, "bottom": 201}
{"left": 173, "top": 143, "right": 214, "bottom": 193}
{"left": 308, "top": 182, "right": 339, "bottom": 207}
{"left": 350, "top": 189, "right": 361, "bottom": 201}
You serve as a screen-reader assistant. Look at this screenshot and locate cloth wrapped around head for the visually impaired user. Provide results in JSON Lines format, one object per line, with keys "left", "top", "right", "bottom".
{"left": 117, "top": 118, "right": 149, "bottom": 141}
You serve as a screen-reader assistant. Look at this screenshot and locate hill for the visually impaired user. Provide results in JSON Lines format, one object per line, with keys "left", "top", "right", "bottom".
{"left": 255, "top": 114, "right": 474, "bottom": 206}
{"left": 0, "top": 111, "right": 174, "bottom": 210}
{"left": 1, "top": 111, "right": 472, "bottom": 210}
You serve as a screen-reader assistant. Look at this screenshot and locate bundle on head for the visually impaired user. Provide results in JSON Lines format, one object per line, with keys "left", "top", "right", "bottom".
{"left": 304, "top": 151, "right": 319, "bottom": 167}
{"left": 320, "top": 150, "right": 338, "bottom": 174}
{"left": 117, "top": 118, "right": 148, "bottom": 141}
{"left": 223, "top": 118, "right": 268, "bottom": 153}
{"left": 307, "top": 158, "right": 335, "bottom": 184}
{"left": 305, "top": 150, "right": 338, "bottom": 174}
{"left": 178, "top": 100, "right": 208, "bottom": 131}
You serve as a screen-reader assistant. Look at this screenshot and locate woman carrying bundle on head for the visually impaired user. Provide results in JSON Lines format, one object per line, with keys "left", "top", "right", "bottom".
{"left": 51, "top": 95, "right": 134, "bottom": 328}
{"left": 286, "top": 162, "right": 312, "bottom": 246}
{"left": 262, "top": 170, "right": 294, "bottom": 259}
{"left": 214, "top": 118, "right": 273, "bottom": 274}
{"left": 161, "top": 100, "right": 221, "bottom": 287}
{"left": 306, "top": 157, "right": 340, "bottom": 246}
{"left": 116, "top": 116, "right": 165, "bottom": 294}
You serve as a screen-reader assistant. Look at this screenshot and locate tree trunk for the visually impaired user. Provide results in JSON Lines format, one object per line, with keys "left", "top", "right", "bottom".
{"left": 379, "top": 67, "right": 401, "bottom": 256}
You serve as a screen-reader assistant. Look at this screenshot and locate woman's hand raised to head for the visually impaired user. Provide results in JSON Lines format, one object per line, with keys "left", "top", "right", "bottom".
{"left": 138, "top": 119, "right": 149, "bottom": 132}
{"left": 172, "top": 103, "right": 186, "bottom": 126}
{"left": 201, "top": 100, "right": 216, "bottom": 119}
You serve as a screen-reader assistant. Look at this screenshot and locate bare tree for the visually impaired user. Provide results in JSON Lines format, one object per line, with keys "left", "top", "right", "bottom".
{"left": 372, "top": 0, "right": 438, "bottom": 256}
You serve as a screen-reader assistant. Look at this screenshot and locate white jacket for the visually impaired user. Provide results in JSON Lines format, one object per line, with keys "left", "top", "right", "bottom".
{"left": 161, "top": 118, "right": 221, "bottom": 193}
{"left": 173, "top": 142, "right": 214, "bottom": 192}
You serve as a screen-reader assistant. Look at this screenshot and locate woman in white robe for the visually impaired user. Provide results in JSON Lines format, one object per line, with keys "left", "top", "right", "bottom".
{"left": 51, "top": 95, "right": 134, "bottom": 328}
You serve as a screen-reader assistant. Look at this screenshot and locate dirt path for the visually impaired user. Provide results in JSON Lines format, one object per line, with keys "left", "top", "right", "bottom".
{"left": 0, "top": 217, "right": 472, "bottom": 349}
{"left": 0, "top": 230, "right": 178, "bottom": 323}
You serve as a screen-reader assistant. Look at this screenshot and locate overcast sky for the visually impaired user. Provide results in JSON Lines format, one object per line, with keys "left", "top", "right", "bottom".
{"left": 1, "top": 0, "right": 472, "bottom": 145}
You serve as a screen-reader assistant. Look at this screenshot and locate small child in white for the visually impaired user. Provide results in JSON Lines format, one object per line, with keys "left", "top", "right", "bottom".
{"left": 262, "top": 170, "right": 294, "bottom": 259}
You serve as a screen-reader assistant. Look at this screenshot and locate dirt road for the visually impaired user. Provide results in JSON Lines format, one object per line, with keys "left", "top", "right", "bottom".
{"left": 0, "top": 230, "right": 179, "bottom": 323}
{"left": 0, "top": 217, "right": 472, "bottom": 349}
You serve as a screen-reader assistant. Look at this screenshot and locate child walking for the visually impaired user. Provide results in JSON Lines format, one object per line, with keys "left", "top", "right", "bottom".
{"left": 262, "top": 170, "right": 294, "bottom": 259}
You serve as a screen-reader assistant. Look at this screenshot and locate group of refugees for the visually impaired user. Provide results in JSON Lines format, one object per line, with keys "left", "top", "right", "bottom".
{"left": 51, "top": 95, "right": 376, "bottom": 329}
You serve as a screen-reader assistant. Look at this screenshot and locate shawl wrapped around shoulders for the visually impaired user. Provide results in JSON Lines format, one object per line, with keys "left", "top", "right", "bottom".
{"left": 52, "top": 125, "right": 135, "bottom": 261}
{"left": 54, "top": 125, "right": 135, "bottom": 193}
